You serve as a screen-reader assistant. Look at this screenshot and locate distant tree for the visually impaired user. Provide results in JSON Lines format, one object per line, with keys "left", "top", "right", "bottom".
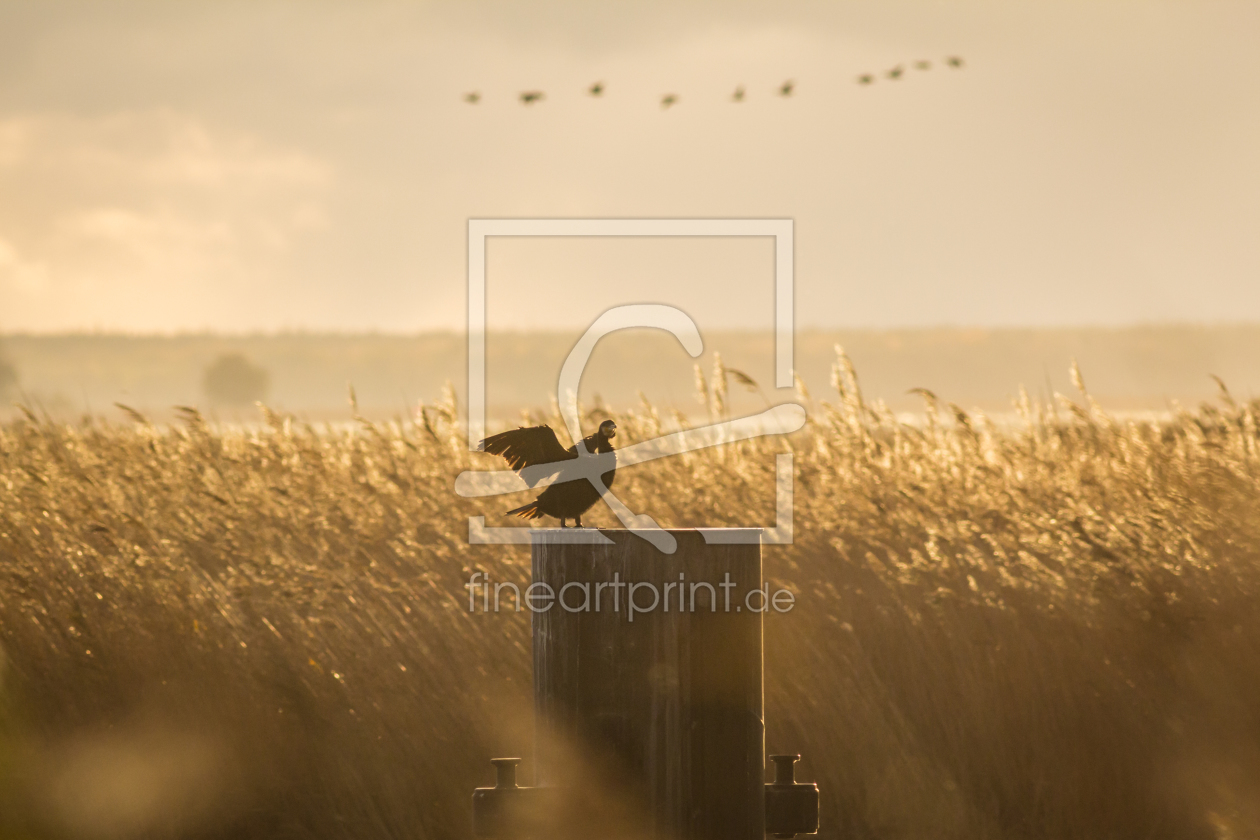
{"left": 203, "top": 353, "right": 270, "bottom": 406}
{"left": 0, "top": 355, "right": 16, "bottom": 400}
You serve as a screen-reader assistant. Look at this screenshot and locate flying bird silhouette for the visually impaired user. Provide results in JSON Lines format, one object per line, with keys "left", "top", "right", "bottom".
{"left": 588, "top": 81, "right": 604, "bottom": 96}
{"left": 464, "top": 92, "right": 481, "bottom": 104}
{"left": 857, "top": 74, "right": 874, "bottom": 85}
{"left": 779, "top": 80, "right": 794, "bottom": 97}
{"left": 946, "top": 56, "right": 965, "bottom": 68}
{"left": 732, "top": 85, "right": 745, "bottom": 102}
{"left": 478, "top": 419, "right": 618, "bottom": 528}
{"left": 519, "top": 91, "right": 545, "bottom": 104}
{"left": 886, "top": 66, "right": 904, "bottom": 80}
{"left": 915, "top": 60, "right": 932, "bottom": 71}
{"left": 661, "top": 93, "right": 678, "bottom": 109}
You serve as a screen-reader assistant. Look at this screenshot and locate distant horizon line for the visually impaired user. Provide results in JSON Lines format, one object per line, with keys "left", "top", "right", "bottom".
{"left": 6, "top": 321, "right": 1260, "bottom": 340}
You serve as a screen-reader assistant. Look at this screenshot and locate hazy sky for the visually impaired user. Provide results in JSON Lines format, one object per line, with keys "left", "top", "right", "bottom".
{"left": 1, "top": 0, "right": 1257, "bottom": 333}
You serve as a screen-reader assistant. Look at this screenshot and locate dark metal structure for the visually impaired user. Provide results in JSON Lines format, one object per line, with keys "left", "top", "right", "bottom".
{"left": 472, "top": 528, "right": 819, "bottom": 839}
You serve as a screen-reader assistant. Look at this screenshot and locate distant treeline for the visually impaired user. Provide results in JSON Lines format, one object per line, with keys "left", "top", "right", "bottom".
{"left": 2, "top": 325, "right": 1259, "bottom": 420}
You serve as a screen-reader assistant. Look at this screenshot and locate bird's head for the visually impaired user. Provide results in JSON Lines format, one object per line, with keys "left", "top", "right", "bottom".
{"left": 598, "top": 419, "right": 617, "bottom": 440}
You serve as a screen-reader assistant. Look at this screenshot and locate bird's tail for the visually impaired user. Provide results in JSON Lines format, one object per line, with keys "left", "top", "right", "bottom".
{"left": 506, "top": 501, "right": 543, "bottom": 520}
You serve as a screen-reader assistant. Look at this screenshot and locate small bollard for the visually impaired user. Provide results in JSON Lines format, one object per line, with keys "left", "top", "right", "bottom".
{"left": 764, "top": 755, "right": 819, "bottom": 839}
{"left": 471, "top": 758, "right": 551, "bottom": 838}
{"left": 491, "top": 758, "right": 518, "bottom": 789}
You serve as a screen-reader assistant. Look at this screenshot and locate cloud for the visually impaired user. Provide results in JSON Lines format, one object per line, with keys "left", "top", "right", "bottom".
{"left": 0, "top": 111, "right": 332, "bottom": 330}
{"left": 0, "top": 110, "right": 330, "bottom": 184}
{"left": 0, "top": 119, "right": 34, "bottom": 167}
{"left": 0, "top": 236, "right": 50, "bottom": 292}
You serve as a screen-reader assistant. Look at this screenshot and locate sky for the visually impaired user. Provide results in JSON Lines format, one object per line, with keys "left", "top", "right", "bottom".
{"left": 0, "top": 0, "right": 1257, "bottom": 334}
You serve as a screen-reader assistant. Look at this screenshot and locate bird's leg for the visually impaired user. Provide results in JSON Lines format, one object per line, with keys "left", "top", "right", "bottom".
{"left": 559, "top": 518, "right": 567, "bottom": 529}
{"left": 575, "top": 514, "right": 583, "bottom": 528}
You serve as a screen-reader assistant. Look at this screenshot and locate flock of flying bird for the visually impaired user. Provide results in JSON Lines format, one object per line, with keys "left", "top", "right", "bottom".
{"left": 463, "top": 56, "right": 964, "bottom": 109}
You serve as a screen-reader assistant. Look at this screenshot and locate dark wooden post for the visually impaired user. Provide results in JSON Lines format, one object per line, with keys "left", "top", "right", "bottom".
{"left": 531, "top": 528, "right": 765, "bottom": 840}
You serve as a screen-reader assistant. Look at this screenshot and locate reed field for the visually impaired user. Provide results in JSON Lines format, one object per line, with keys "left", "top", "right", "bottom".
{"left": 2, "top": 352, "right": 1260, "bottom": 840}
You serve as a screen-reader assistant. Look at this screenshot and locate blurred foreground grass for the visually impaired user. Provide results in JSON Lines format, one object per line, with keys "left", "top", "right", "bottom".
{"left": 2, "top": 354, "right": 1260, "bottom": 839}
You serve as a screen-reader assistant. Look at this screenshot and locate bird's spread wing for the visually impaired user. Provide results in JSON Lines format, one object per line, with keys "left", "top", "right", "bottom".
{"left": 478, "top": 425, "right": 572, "bottom": 487}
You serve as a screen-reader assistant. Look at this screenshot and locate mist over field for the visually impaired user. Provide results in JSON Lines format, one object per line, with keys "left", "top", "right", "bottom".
{"left": 4, "top": 324, "right": 1260, "bottom": 422}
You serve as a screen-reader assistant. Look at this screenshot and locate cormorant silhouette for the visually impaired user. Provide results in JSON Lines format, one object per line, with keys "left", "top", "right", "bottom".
{"left": 478, "top": 419, "right": 618, "bottom": 528}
